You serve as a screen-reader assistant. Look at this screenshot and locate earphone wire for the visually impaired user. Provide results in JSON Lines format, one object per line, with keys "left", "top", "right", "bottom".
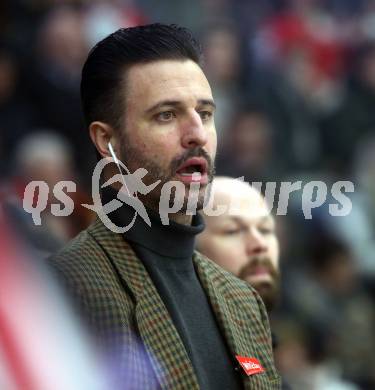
{"left": 107, "top": 142, "right": 132, "bottom": 198}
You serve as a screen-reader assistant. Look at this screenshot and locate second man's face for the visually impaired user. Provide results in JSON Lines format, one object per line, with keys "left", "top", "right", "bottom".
{"left": 118, "top": 59, "right": 217, "bottom": 212}
{"left": 197, "top": 185, "right": 280, "bottom": 310}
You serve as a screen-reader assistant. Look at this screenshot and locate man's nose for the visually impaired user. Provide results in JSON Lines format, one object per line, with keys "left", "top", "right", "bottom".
{"left": 245, "top": 229, "right": 268, "bottom": 256}
{"left": 181, "top": 111, "right": 208, "bottom": 149}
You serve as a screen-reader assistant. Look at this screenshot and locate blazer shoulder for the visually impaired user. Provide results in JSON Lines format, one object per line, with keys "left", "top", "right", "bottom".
{"left": 47, "top": 223, "right": 121, "bottom": 296}
{"left": 49, "top": 227, "right": 100, "bottom": 269}
{"left": 47, "top": 221, "right": 136, "bottom": 318}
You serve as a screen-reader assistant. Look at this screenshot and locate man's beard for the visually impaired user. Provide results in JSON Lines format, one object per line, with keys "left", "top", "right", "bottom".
{"left": 237, "top": 256, "right": 280, "bottom": 312}
{"left": 119, "top": 139, "right": 215, "bottom": 214}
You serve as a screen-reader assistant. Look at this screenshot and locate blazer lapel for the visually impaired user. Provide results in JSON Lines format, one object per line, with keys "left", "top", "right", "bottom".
{"left": 193, "top": 252, "right": 278, "bottom": 389}
{"left": 88, "top": 219, "right": 200, "bottom": 389}
{"left": 193, "top": 252, "right": 254, "bottom": 355}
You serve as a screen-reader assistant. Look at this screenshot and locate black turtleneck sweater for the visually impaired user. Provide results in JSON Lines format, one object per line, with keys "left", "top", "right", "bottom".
{"left": 103, "top": 189, "right": 243, "bottom": 390}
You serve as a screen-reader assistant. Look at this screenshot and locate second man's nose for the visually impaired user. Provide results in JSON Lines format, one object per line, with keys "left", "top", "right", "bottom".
{"left": 245, "top": 228, "right": 268, "bottom": 256}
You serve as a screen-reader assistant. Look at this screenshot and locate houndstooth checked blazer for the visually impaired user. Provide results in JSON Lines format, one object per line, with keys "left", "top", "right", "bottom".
{"left": 50, "top": 218, "right": 281, "bottom": 389}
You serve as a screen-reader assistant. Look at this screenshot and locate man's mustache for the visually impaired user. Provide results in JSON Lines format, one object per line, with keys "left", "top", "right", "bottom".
{"left": 238, "top": 256, "right": 279, "bottom": 282}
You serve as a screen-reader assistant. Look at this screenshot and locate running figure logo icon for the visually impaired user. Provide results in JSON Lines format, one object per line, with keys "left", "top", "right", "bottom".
{"left": 82, "top": 158, "right": 160, "bottom": 233}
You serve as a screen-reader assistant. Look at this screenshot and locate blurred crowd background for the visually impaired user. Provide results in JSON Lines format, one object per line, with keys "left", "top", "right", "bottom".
{"left": 1, "top": 0, "right": 375, "bottom": 389}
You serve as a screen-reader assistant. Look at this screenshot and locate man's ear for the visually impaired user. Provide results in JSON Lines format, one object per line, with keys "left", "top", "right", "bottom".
{"left": 89, "top": 121, "right": 116, "bottom": 158}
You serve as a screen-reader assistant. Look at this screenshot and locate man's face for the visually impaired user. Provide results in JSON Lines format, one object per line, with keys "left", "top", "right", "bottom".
{"left": 118, "top": 59, "right": 217, "bottom": 213}
{"left": 197, "top": 181, "right": 280, "bottom": 310}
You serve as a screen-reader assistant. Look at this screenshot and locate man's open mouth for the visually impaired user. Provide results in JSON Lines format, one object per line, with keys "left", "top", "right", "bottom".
{"left": 176, "top": 157, "right": 208, "bottom": 176}
{"left": 175, "top": 157, "right": 208, "bottom": 184}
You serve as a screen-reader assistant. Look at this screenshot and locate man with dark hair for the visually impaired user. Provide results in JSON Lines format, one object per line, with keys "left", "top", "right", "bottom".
{"left": 50, "top": 24, "right": 280, "bottom": 389}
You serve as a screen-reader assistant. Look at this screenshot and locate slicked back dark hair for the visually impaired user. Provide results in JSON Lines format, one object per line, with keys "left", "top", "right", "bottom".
{"left": 81, "top": 23, "right": 203, "bottom": 130}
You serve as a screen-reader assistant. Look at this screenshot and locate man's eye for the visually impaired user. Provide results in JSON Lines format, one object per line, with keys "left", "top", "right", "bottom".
{"left": 156, "top": 111, "right": 175, "bottom": 122}
{"left": 222, "top": 227, "right": 244, "bottom": 236}
{"left": 199, "top": 111, "right": 213, "bottom": 121}
{"left": 259, "top": 227, "right": 273, "bottom": 235}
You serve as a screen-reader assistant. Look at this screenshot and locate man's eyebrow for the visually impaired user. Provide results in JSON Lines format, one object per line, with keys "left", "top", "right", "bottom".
{"left": 228, "top": 216, "right": 246, "bottom": 226}
{"left": 145, "top": 100, "right": 182, "bottom": 114}
{"left": 197, "top": 99, "right": 216, "bottom": 110}
{"left": 229, "top": 215, "right": 273, "bottom": 224}
{"left": 145, "top": 98, "right": 216, "bottom": 114}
